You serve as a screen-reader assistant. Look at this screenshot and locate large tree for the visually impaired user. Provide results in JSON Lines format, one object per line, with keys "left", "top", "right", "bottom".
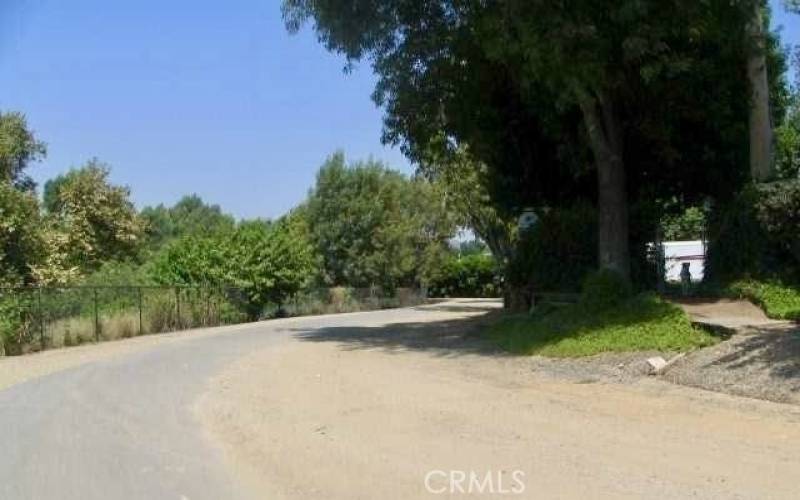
{"left": 775, "top": 47, "right": 799, "bottom": 179}
{"left": 0, "top": 111, "right": 47, "bottom": 284}
{"left": 43, "top": 160, "right": 146, "bottom": 274}
{"left": 283, "top": 0, "right": 765, "bottom": 283}
{"left": 748, "top": 1, "right": 774, "bottom": 181}
{"left": 304, "top": 152, "right": 455, "bottom": 290}
{"left": 0, "top": 183, "right": 44, "bottom": 285}
{"left": 420, "top": 142, "right": 515, "bottom": 262}
{"left": 139, "top": 194, "right": 236, "bottom": 249}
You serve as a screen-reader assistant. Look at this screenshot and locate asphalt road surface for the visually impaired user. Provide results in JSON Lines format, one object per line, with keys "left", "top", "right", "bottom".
{"left": 1, "top": 300, "right": 798, "bottom": 500}
{"left": 0, "top": 302, "right": 498, "bottom": 500}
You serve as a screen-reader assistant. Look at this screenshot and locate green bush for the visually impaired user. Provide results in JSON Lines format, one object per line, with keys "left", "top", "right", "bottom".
{"left": 580, "top": 269, "right": 633, "bottom": 311}
{"left": 0, "top": 293, "right": 38, "bottom": 355}
{"left": 426, "top": 253, "right": 501, "bottom": 298}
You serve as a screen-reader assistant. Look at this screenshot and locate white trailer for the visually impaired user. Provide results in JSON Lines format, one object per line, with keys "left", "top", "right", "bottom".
{"left": 663, "top": 240, "right": 705, "bottom": 282}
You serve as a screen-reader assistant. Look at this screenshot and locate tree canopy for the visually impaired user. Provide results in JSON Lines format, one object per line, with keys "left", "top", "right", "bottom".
{"left": 151, "top": 214, "right": 317, "bottom": 318}
{"left": 0, "top": 111, "right": 46, "bottom": 192}
{"left": 42, "top": 160, "right": 146, "bottom": 275}
{"left": 304, "top": 152, "right": 455, "bottom": 290}
{"left": 140, "top": 194, "right": 236, "bottom": 248}
{"left": 283, "top": 0, "right": 789, "bottom": 284}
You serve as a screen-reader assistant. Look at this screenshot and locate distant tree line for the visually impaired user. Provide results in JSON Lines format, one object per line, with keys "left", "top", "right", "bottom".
{"left": 1, "top": 113, "right": 496, "bottom": 324}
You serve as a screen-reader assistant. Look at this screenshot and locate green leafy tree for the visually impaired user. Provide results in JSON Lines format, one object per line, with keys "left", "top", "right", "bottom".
{"left": 284, "top": 0, "right": 788, "bottom": 285}
{"left": 149, "top": 236, "right": 233, "bottom": 286}
{"left": 43, "top": 160, "right": 146, "bottom": 274}
{"left": 421, "top": 143, "right": 515, "bottom": 262}
{"left": 0, "top": 183, "right": 44, "bottom": 285}
{"left": 228, "top": 217, "right": 316, "bottom": 316}
{"left": 140, "top": 194, "right": 236, "bottom": 249}
{"left": 151, "top": 215, "right": 316, "bottom": 319}
{"left": 776, "top": 97, "right": 800, "bottom": 179}
{"left": 304, "top": 152, "right": 455, "bottom": 290}
{"left": 661, "top": 207, "right": 707, "bottom": 241}
{"left": 0, "top": 111, "right": 46, "bottom": 191}
{"left": 776, "top": 48, "right": 799, "bottom": 179}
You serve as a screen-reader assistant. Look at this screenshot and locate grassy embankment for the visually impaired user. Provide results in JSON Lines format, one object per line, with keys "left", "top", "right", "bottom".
{"left": 486, "top": 293, "right": 717, "bottom": 357}
{"left": 724, "top": 280, "right": 800, "bottom": 321}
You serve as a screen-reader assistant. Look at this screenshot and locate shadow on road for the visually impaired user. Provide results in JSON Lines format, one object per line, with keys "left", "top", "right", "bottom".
{"left": 292, "top": 302, "right": 505, "bottom": 357}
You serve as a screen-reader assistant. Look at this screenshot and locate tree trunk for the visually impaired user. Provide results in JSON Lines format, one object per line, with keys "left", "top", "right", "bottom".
{"left": 748, "top": 2, "right": 773, "bottom": 182}
{"left": 578, "top": 91, "right": 631, "bottom": 281}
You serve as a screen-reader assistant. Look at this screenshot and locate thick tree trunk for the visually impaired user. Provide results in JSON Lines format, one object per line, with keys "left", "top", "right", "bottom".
{"left": 748, "top": 2, "right": 773, "bottom": 182}
{"left": 578, "top": 91, "right": 631, "bottom": 281}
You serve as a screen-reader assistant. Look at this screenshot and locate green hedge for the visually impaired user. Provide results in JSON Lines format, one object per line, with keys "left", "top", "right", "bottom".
{"left": 426, "top": 253, "right": 502, "bottom": 298}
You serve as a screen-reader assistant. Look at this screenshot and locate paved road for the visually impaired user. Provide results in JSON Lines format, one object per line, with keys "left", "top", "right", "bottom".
{"left": 1, "top": 300, "right": 798, "bottom": 500}
{"left": 0, "top": 306, "right": 469, "bottom": 500}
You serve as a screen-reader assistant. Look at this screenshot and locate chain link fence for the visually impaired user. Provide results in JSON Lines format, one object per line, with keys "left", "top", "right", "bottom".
{"left": 0, "top": 285, "right": 425, "bottom": 356}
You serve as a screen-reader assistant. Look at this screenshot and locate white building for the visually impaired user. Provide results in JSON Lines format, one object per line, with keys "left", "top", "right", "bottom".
{"left": 663, "top": 240, "right": 705, "bottom": 282}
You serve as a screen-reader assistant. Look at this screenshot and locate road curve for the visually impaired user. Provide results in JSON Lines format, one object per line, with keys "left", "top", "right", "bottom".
{"left": 0, "top": 302, "right": 497, "bottom": 500}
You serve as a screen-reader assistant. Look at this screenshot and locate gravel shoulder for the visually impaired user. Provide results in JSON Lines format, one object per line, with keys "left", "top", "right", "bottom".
{"left": 197, "top": 300, "right": 800, "bottom": 500}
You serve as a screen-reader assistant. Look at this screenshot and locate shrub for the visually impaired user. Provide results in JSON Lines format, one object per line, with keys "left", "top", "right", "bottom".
{"left": 706, "top": 180, "right": 800, "bottom": 284}
{"left": 580, "top": 269, "right": 633, "bottom": 311}
{"left": 725, "top": 279, "right": 800, "bottom": 320}
{"left": 0, "top": 294, "right": 37, "bottom": 355}
{"left": 426, "top": 253, "right": 501, "bottom": 298}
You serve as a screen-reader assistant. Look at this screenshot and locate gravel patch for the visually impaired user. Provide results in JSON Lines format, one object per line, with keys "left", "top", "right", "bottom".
{"left": 524, "top": 351, "right": 677, "bottom": 383}
{"left": 663, "top": 323, "right": 800, "bottom": 404}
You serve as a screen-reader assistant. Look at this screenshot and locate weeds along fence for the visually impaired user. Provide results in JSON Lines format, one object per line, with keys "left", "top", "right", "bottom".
{"left": 0, "top": 285, "right": 425, "bottom": 356}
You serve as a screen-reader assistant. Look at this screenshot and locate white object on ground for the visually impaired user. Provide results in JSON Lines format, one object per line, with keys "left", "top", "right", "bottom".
{"left": 646, "top": 357, "right": 668, "bottom": 374}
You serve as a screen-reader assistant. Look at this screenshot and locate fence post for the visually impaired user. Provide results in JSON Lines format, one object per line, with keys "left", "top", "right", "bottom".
{"left": 138, "top": 287, "right": 144, "bottom": 336}
{"left": 38, "top": 287, "right": 45, "bottom": 351}
{"left": 93, "top": 288, "right": 100, "bottom": 342}
{"left": 204, "top": 287, "right": 210, "bottom": 326}
{"left": 175, "top": 287, "right": 182, "bottom": 330}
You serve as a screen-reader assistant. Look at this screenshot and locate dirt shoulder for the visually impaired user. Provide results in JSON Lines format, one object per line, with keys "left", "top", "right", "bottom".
{"left": 197, "top": 301, "right": 800, "bottom": 500}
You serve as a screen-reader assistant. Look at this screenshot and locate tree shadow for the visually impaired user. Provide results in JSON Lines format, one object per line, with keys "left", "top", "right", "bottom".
{"left": 291, "top": 310, "right": 506, "bottom": 358}
{"left": 704, "top": 324, "right": 800, "bottom": 383}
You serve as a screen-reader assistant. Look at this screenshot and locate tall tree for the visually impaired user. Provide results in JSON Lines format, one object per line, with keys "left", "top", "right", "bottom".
{"left": 304, "top": 152, "right": 455, "bottom": 289}
{"left": 43, "top": 160, "right": 146, "bottom": 273}
{"left": 0, "top": 111, "right": 46, "bottom": 192}
{"left": 283, "top": 0, "right": 760, "bottom": 282}
{"left": 139, "top": 194, "right": 236, "bottom": 248}
{"left": 0, "top": 183, "right": 44, "bottom": 285}
{"left": 420, "top": 142, "right": 515, "bottom": 262}
{"left": 748, "top": 1, "right": 774, "bottom": 181}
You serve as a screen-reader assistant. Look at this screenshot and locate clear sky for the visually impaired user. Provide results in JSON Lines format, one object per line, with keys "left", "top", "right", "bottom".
{"left": 0, "top": 1, "right": 798, "bottom": 220}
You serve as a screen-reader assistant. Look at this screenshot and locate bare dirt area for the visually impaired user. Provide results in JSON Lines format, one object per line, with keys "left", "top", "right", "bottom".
{"left": 197, "top": 300, "right": 800, "bottom": 500}
{"left": 667, "top": 299, "right": 800, "bottom": 404}
{"left": 664, "top": 322, "right": 800, "bottom": 403}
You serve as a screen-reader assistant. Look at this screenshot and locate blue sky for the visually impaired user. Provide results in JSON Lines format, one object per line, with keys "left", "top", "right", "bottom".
{"left": 0, "top": 1, "right": 798, "bottom": 220}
